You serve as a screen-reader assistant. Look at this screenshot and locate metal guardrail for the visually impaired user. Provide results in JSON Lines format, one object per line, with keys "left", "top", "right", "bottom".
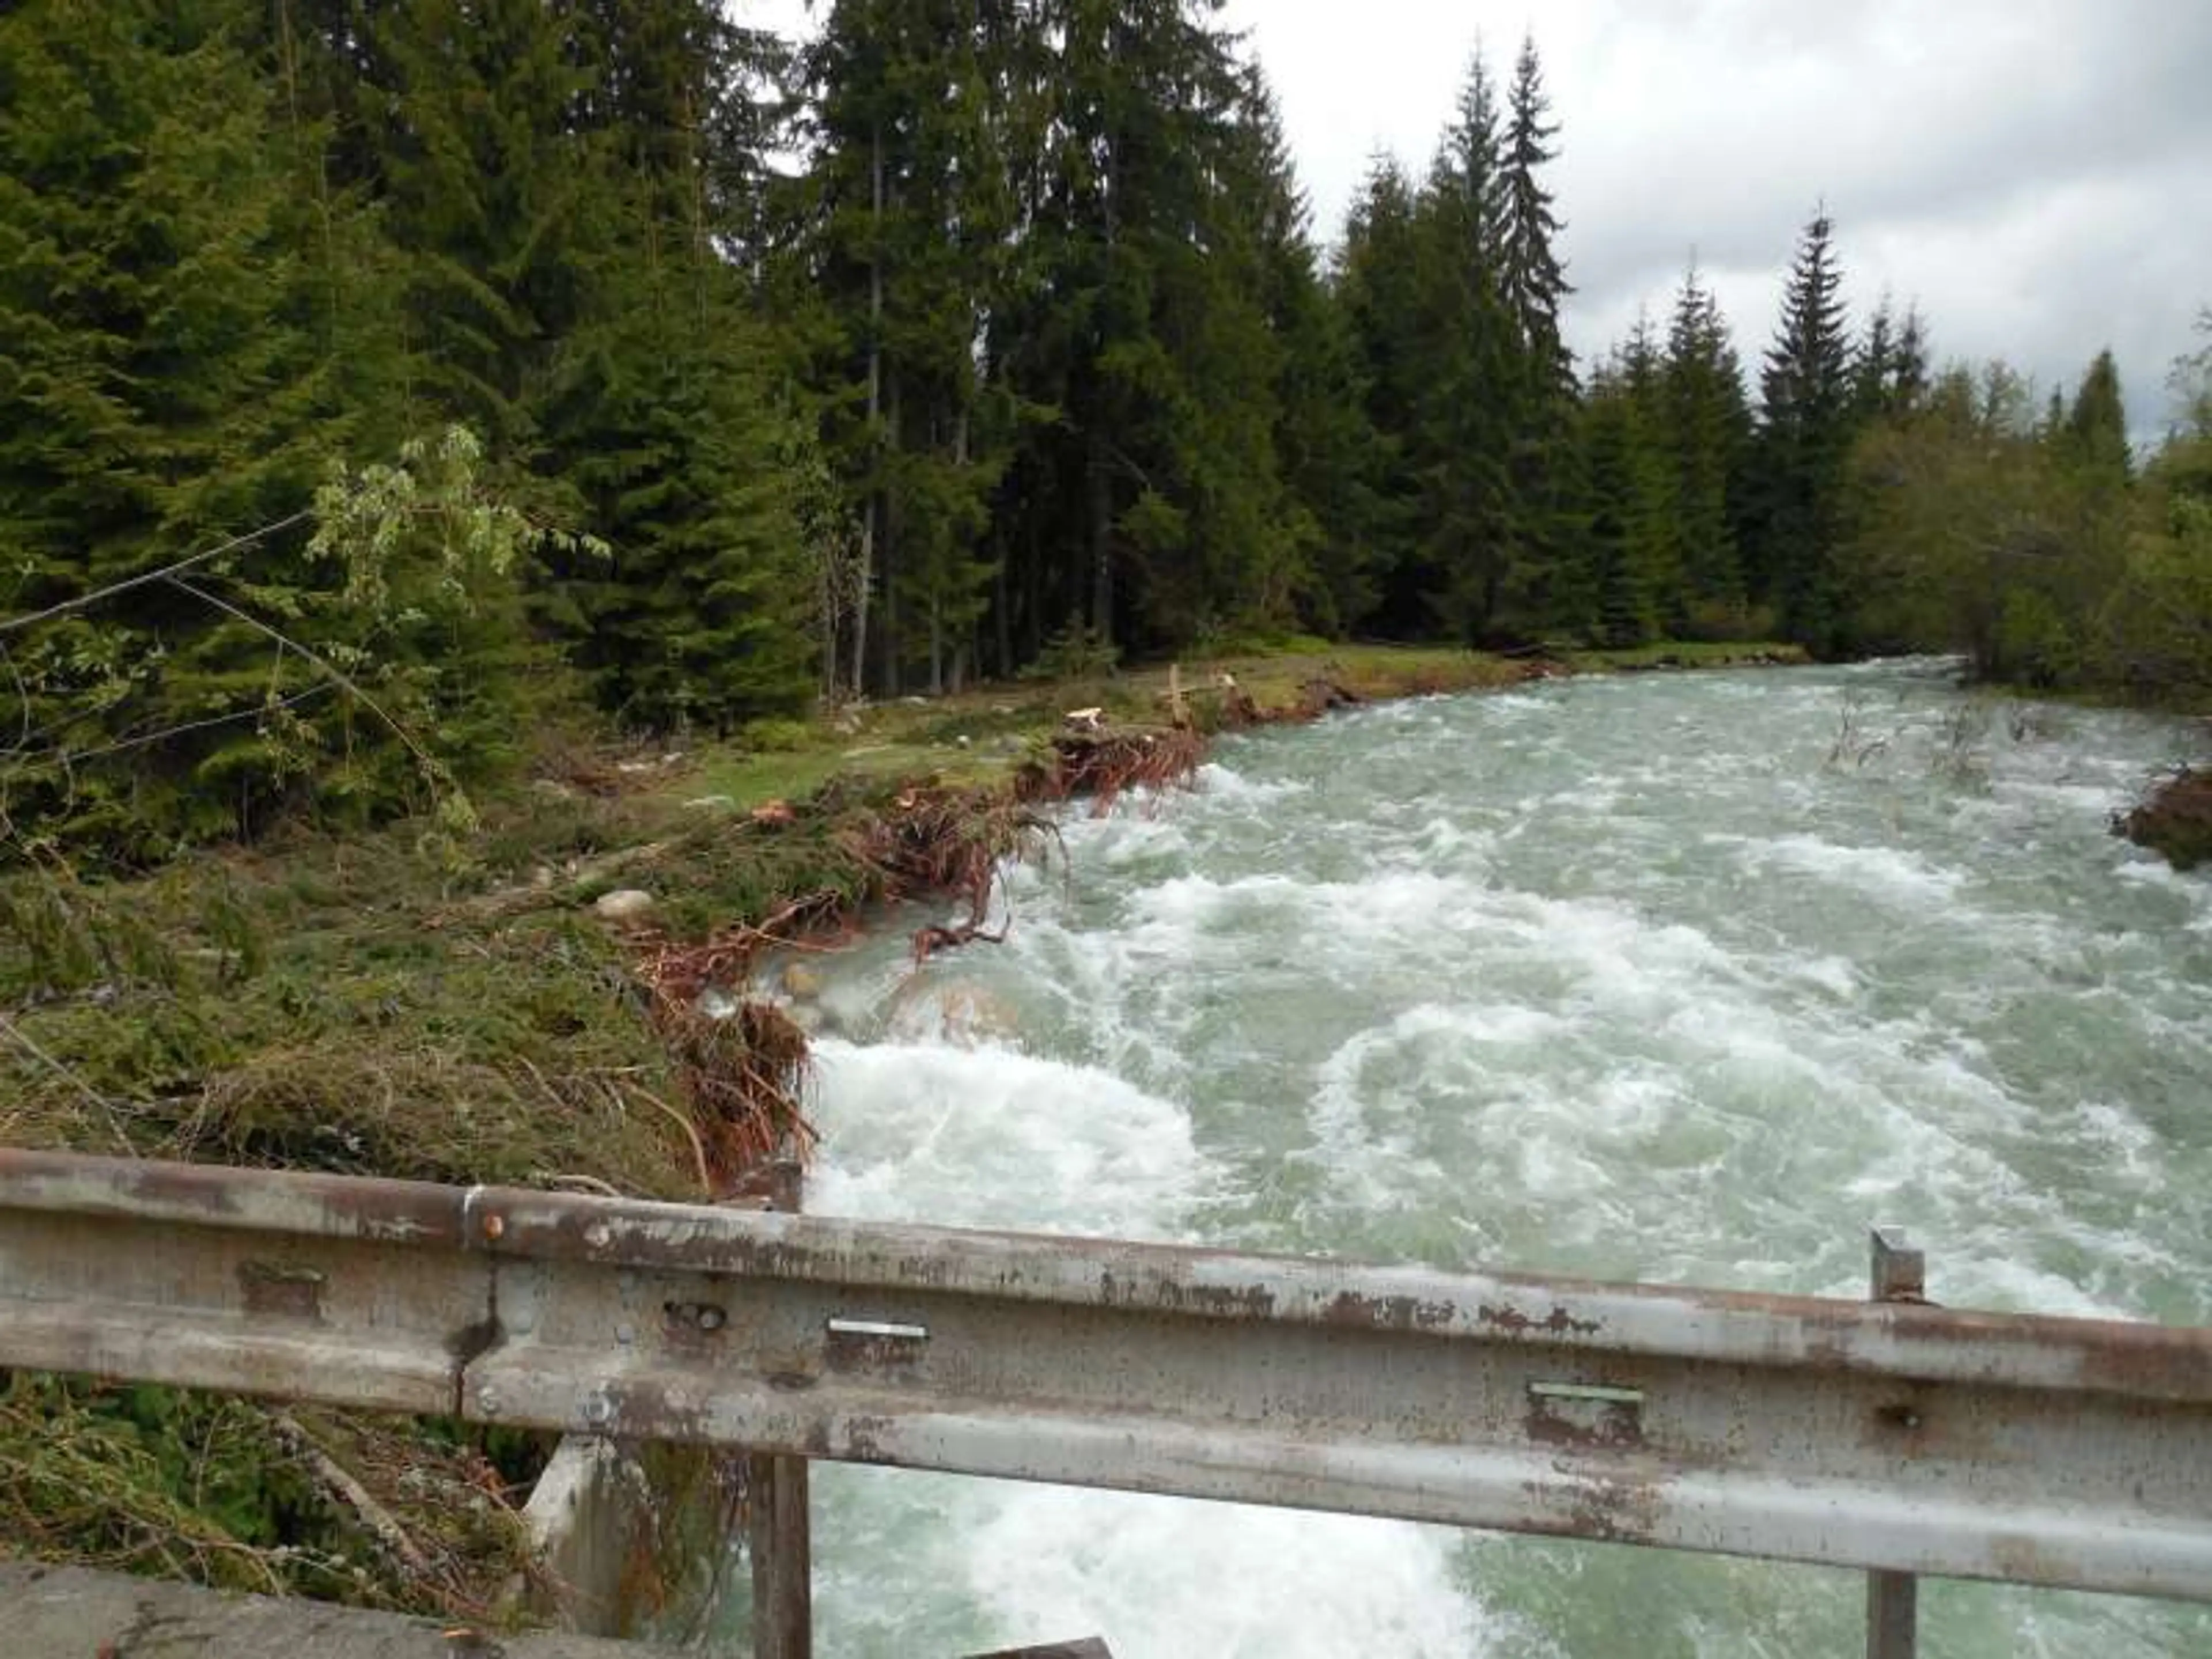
{"left": 1, "top": 1149, "right": 2209, "bottom": 1653}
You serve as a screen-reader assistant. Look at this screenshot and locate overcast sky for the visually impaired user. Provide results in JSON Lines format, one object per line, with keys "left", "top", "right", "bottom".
{"left": 738, "top": 0, "right": 2211, "bottom": 430}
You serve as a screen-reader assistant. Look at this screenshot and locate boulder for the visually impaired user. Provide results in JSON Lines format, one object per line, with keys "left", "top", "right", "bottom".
{"left": 593, "top": 888, "right": 656, "bottom": 924}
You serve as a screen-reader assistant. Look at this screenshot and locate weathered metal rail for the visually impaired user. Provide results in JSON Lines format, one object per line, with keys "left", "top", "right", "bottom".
{"left": 2, "top": 1149, "right": 2210, "bottom": 1643}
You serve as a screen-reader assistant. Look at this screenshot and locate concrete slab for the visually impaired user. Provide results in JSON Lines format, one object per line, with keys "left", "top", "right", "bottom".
{"left": 0, "top": 1562, "right": 662, "bottom": 1658}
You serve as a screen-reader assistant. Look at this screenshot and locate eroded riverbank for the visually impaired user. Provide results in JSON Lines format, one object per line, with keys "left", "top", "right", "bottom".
{"left": 733, "top": 660, "right": 2212, "bottom": 1659}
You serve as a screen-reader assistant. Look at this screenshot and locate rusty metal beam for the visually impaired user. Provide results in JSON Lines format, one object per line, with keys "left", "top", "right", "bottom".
{"left": 747, "top": 1147, "right": 813, "bottom": 1659}
{"left": 1866, "top": 1228, "right": 1926, "bottom": 1659}
{"left": 1, "top": 1149, "right": 2208, "bottom": 1605}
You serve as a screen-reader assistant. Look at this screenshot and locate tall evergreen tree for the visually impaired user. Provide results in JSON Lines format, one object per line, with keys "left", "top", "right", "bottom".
{"left": 805, "top": 0, "right": 1024, "bottom": 695}
{"left": 1493, "top": 33, "right": 1580, "bottom": 637}
{"left": 2063, "top": 348, "right": 2133, "bottom": 487}
{"left": 1747, "top": 208, "right": 1856, "bottom": 651}
{"left": 371, "top": 0, "right": 609, "bottom": 448}
{"left": 980, "top": 0, "right": 1299, "bottom": 659}
{"left": 1243, "top": 75, "right": 1382, "bottom": 637}
{"left": 1852, "top": 294, "right": 1931, "bottom": 424}
{"left": 1663, "top": 262, "right": 1752, "bottom": 630}
{"left": 1407, "top": 47, "right": 1517, "bottom": 642}
{"left": 0, "top": 0, "right": 340, "bottom": 853}
{"left": 1498, "top": 36, "right": 1573, "bottom": 396}
{"left": 525, "top": 0, "right": 817, "bottom": 728}
{"left": 1579, "top": 329, "right": 1673, "bottom": 647}
{"left": 1336, "top": 154, "right": 1430, "bottom": 635}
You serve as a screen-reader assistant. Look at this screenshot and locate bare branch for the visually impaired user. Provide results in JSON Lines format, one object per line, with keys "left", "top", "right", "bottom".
{"left": 0, "top": 1011, "right": 135, "bottom": 1157}
{"left": 163, "top": 574, "right": 436, "bottom": 772}
{"left": 0, "top": 511, "right": 312, "bottom": 638}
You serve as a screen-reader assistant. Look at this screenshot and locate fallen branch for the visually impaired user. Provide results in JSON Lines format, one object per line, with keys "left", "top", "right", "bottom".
{"left": 270, "top": 1412, "right": 434, "bottom": 1581}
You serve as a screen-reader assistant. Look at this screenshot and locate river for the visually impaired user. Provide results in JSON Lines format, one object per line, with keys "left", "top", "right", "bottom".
{"left": 718, "top": 660, "right": 2212, "bottom": 1658}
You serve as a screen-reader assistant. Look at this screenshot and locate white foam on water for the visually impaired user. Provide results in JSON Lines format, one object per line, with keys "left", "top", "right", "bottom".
{"left": 805, "top": 1039, "right": 1211, "bottom": 1237}
{"left": 758, "top": 663, "right": 2212, "bottom": 1657}
{"left": 1726, "top": 831, "right": 1969, "bottom": 911}
{"left": 798, "top": 1033, "right": 1514, "bottom": 1657}
{"left": 1195, "top": 760, "right": 1312, "bottom": 806}
{"left": 960, "top": 1485, "right": 1519, "bottom": 1659}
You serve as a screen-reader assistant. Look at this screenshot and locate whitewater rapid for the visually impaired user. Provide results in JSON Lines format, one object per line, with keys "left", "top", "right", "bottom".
{"left": 719, "top": 661, "right": 2212, "bottom": 1658}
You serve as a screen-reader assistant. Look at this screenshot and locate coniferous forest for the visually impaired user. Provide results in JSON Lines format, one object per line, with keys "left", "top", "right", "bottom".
{"left": 5, "top": 1, "right": 2209, "bottom": 863}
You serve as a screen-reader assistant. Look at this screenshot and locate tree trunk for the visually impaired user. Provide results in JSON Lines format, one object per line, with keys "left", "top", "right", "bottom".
{"left": 882, "top": 363, "right": 903, "bottom": 696}
{"left": 993, "top": 531, "right": 1012, "bottom": 680}
{"left": 851, "top": 119, "right": 886, "bottom": 701}
{"left": 1089, "top": 426, "right": 1113, "bottom": 645}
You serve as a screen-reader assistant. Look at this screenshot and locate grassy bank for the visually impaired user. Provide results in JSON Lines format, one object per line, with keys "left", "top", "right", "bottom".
{"left": 0, "top": 639, "right": 1801, "bottom": 1622}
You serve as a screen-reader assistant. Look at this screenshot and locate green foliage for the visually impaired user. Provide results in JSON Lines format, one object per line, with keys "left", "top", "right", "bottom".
{"left": 1577, "top": 334, "right": 1676, "bottom": 647}
{"left": 1745, "top": 209, "right": 1858, "bottom": 653}
{"left": 1835, "top": 342, "right": 2212, "bottom": 701}
{"left": 546, "top": 288, "right": 815, "bottom": 733}
{"left": 1662, "top": 264, "right": 1753, "bottom": 624}
{"left": 0, "top": 1372, "right": 542, "bottom": 1613}
{"left": 1018, "top": 623, "right": 1121, "bottom": 683}
{"left": 6, "top": 0, "right": 2207, "bottom": 881}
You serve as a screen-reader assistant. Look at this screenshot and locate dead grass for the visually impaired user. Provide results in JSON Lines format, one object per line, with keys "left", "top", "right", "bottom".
{"left": 0, "top": 1376, "right": 541, "bottom": 1621}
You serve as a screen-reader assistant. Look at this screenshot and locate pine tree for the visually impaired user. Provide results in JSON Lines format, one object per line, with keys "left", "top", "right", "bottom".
{"left": 1243, "top": 74, "right": 1380, "bottom": 637}
{"left": 1852, "top": 294, "right": 1931, "bottom": 424}
{"left": 1336, "top": 154, "right": 1430, "bottom": 635}
{"left": 1493, "top": 33, "right": 1580, "bottom": 638}
{"left": 0, "top": 0, "right": 342, "bottom": 855}
{"left": 1747, "top": 208, "right": 1856, "bottom": 652}
{"left": 371, "top": 0, "right": 609, "bottom": 448}
{"left": 1499, "top": 36, "right": 1573, "bottom": 397}
{"left": 965, "top": 0, "right": 1300, "bottom": 660}
{"left": 2063, "top": 348, "right": 2132, "bottom": 487}
{"left": 1408, "top": 47, "right": 1517, "bottom": 642}
{"left": 1579, "top": 338, "right": 1673, "bottom": 647}
{"left": 1663, "top": 262, "right": 1752, "bottom": 631}
{"left": 548, "top": 291, "right": 813, "bottom": 732}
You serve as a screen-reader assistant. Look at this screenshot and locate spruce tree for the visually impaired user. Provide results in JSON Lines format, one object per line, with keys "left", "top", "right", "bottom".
{"left": 371, "top": 0, "right": 609, "bottom": 448}
{"left": 1852, "top": 295, "right": 1931, "bottom": 424}
{"left": 0, "top": 0, "right": 336, "bottom": 854}
{"left": 2063, "top": 349, "right": 2132, "bottom": 487}
{"left": 1499, "top": 36, "right": 1573, "bottom": 397}
{"left": 1747, "top": 208, "right": 1856, "bottom": 652}
{"left": 972, "top": 0, "right": 1299, "bottom": 660}
{"left": 1336, "top": 155, "right": 1430, "bottom": 635}
{"left": 539, "top": 0, "right": 817, "bottom": 729}
{"left": 1241, "top": 74, "right": 1380, "bottom": 637}
{"left": 1663, "top": 263, "right": 1752, "bottom": 631}
{"left": 1408, "top": 47, "right": 1517, "bottom": 642}
{"left": 1579, "top": 339, "right": 1673, "bottom": 647}
{"left": 1493, "top": 33, "right": 1580, "bottom": 638}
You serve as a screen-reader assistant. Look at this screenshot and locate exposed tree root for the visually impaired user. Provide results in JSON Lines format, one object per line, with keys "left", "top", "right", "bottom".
{"left": 1022, "top": 726, "right": 1205, "bottom": 812}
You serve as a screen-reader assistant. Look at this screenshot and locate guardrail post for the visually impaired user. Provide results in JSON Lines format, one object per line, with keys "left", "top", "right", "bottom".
{"left": 1866, "top": 1228, "right": 1925, "bottom": 1659}
{"left": 749, "top": 1146, "right": 812, "bottom": 1659}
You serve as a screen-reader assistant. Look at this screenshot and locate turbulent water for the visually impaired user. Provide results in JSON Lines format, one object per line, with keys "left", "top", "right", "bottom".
{"left": 717, "top": 661, "right": 2212, "bottom": 1658}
